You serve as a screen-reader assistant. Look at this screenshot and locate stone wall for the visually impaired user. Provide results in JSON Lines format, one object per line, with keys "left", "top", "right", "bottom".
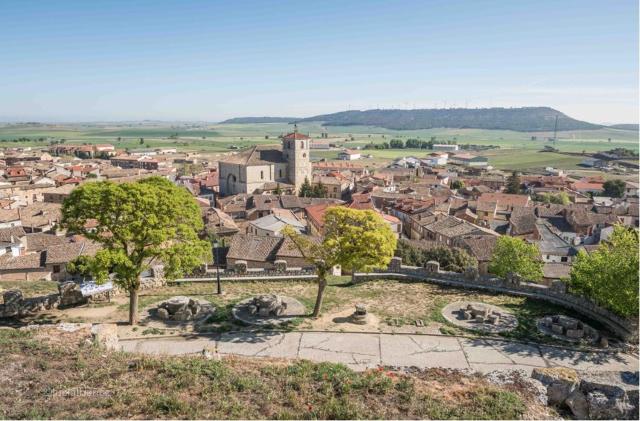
{"left": 353, "top": 257, "right": 638, "bottom": 341}
{"left": 0, "top": 281, "right": 87, "bottom": 318}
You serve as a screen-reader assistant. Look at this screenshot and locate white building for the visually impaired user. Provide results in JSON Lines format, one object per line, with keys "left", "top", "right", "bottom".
{"left": 432, "top": 144, "right": 459, "bottom": 152}
{"left": 247, "top": 210, "right": 306, "bottom": 237}
{"left": 422, "top": 152, "right": 448, "bottom": 166}
{"left": 338, "top": 149, "right": 361, "bottom": 160}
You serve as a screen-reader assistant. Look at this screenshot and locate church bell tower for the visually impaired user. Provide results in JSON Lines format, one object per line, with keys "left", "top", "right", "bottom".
{"left": 282, "top": 124, "right": 312, "bottom": 192}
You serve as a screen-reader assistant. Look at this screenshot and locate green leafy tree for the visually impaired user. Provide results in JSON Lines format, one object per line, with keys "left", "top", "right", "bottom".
{"left": 569, "top": 225, "right": 638, "bottom": 317}
{"left": 61, "top": 177, "right": 212, "bottom": 324}
{"left": 298, "top": 177, "right": 313, "bottom": 198}
{"left": 488, "top": 236, "right": 543, "bottom": 281}
{"left": 451, "top": 180, "right": 465, "bottom": 190}
{"left": 506, "top": 171, "right": 522, "bottom": 194}
{"left": 602, "top": 179, "right": 625, "bottom": 198}
{"left": 535, "top": 191, "right": 570, "bottom": 205}
{"left": 283, "top": 207, "right": 397, "bottom": 317}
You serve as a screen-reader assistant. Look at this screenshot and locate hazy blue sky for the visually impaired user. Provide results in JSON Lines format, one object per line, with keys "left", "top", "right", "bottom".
{"left": 1, "top": 0, "right": 637, "bottom": 123}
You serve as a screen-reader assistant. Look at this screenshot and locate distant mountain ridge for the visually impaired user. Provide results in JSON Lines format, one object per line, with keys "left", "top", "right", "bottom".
{"left": 609, "top": 124, "right": 639, "bottom": 131}
{"left": 221, "top": 107, "right": 603, "bottom": 132}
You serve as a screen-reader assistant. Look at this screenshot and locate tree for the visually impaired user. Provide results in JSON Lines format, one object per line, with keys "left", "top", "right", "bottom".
{"left": 60, "top": 177, "right": 211, "bottom": 324}
{"left": 451, "top": 180, "right": 465, "bottom": 190}
{"left": 488, "top": 236, "right": 543, "bottom": 281}
{"left": 283, "top": 207, "right": 397, "bottom": 317}
{"left": 602, "top": 179, "right": 625, "bottom": 198}
{"left": 139, "top": 138, "right": 144, "bottom": 145}
{"left": 506, "top": 171, "right": 522, "bottom": 194}
{"left": 312, "top": 181, "right": 327, "bottom": 198}
{"left": 298, "top": 177, "right": 313, "bottom": 198}
{"left": 569, "top": 225, "right": 638, "bottom": 317}
{"left": 535, "top": 191, "right": 570, "bottom": 205}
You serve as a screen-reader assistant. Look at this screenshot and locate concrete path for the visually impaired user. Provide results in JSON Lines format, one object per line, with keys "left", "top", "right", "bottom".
{"left": 119, "top": 331, "right": 639, "bottom": 373}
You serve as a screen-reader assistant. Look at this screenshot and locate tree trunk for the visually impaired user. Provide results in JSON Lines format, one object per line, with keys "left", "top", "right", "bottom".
{"left": 128, "top": 288, "right": 139, "bottom": 325}
{"left": 312, "top": 276, "right": 327, "bottom": 318}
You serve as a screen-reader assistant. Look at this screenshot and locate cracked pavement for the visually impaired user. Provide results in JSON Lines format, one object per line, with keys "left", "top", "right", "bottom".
{"left": 119, "top": 331, "right": 639, "bottom": 373}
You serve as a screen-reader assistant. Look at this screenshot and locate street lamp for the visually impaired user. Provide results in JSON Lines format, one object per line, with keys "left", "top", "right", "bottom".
{"left": 213, "top": 239, "right": 222, "bottom": 295}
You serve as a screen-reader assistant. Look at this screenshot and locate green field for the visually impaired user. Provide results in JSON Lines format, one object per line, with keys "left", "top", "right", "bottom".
{"left": 1, "top": 122, "right": 637, "bottom": 171}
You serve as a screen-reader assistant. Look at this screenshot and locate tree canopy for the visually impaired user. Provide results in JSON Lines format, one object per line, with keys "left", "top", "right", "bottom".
{"left": 505, "top": 171, "right": 522, "bottom": 194}
{"left": 61, "top": 176, "right": 211, "bottom": 324}
{"left": 569, "top": 225, "right": 638, "bottom": 317}
{"left": 488, "top": 236, "right": 543, "bottom": 282}
{"left": 284, "top": 207, "right": 397, "bottom": 316}
{"left": 451, "top": 180, "right": 465, "bottom": 190}
{"left": 534, "top": 191, "right": 570, "bottom": 205}
{"left": 602, "top": 179, "right": 626, "bottom": 198}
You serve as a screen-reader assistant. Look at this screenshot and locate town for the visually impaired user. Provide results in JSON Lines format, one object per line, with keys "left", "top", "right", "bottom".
{"left": 1, "top": 0, "right": 638, "bottom": 419}
{"left": 1, "top": 126, "right": 637, "bottom": 285}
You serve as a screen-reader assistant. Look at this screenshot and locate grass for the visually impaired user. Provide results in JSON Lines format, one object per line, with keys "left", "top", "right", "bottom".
{"left": 2, "top": 122, "right": 637, "bottom": 155}
{"left": 135, "top": 278, "right": 597, "bottom": 344}
{"left": 0, "top": 328, "right": 535, "bottom": 419}
{"left": 0, "top": 280, "right": 59, "bottom": 298}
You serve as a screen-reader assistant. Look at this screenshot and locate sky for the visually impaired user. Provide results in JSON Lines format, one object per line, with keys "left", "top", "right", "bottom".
{"left": 0, "top": 0, "right": 638, "bottom": 124}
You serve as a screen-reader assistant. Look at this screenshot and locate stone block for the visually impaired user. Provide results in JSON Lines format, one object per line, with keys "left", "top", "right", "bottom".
{"left": 425, "top": 260, "right": 440, "bottom": 273}
{"left": 91, "top": 323, "right": 119, "bottom": 350}
{"left": 157, "top": 308, "right": 170, "bottom": 320}
{"left": 234, "top": 260, "right": 248, "bottom": 274}
{"left": 566, "top": 389, "right": 589, "bottom": 419}
{"left": 587, "top": 390, "right": 634, "bottom": 420}
{"left": 474, "top": 315, "right": 484, "bottom": 323}
{"left": 388, "top": 256, "right": 402, "bottom": 271}
{"left": 487, "top": 314, "right": 500, "bottom": 325}
{"left": 565, "top": 329, "right": 584, "bottom": 339}
{"left": 274, "top": 260, "right": 287, "bottom": 272}
{"left": 551, "top": 324, "right": 565, "bottom": 335}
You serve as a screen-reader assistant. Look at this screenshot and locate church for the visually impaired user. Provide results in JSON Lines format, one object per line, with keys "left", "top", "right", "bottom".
{"left": 218, "top": 128, "right": 312, "bottom": 196}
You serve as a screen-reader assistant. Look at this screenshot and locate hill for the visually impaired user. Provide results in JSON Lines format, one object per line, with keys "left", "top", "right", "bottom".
{"left": 609, "top": 124, "right": 639, "bottom": 131}
{"left": 220, "top": 116, "right": 300, "bottom": 124}
{"left": 294, "top": 107, "right": 601, "bottom": 131}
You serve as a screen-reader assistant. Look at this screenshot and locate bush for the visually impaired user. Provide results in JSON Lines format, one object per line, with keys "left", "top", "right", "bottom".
{"left": 395, "top": 240, "right": 477, "bottom": 272}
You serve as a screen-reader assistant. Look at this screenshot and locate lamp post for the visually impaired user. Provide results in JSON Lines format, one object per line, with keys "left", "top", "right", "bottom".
{"left": 213, "top": 240, "right": 222, "bottom": 295}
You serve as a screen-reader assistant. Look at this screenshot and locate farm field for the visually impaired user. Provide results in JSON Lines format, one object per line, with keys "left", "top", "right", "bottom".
{"left": 1, "top": 122, "right": 637, "bottom": 171}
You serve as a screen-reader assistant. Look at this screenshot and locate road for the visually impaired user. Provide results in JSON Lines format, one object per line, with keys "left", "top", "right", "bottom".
{"left": 119, "top": 331, "right": 639, "bottom": 373}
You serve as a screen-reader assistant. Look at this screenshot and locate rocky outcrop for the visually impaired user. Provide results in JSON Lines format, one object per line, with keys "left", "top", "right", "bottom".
{"left": 532, "top": 367, "right": 639, "bottom": 419}
{"left": 0, "top": 282, "right": 87, "bottom": 318}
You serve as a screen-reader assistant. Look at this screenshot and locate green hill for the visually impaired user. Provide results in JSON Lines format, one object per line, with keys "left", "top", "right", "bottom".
{"left": 293, "top": 107, "right": 600, "bottom": 131}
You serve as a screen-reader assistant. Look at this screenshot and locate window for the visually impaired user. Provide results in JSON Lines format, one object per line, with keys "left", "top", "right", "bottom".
{"left": 278, "top": 169, "right": 282, "bottom": 178}
{"left": 303, "top": 153, "right": 307, "bottom": 158}
{"left": 53, "top": 265, "right": 61, "bottom": 274}
{"left": 561, "top": 256, "right": 568, "bottom": 262}
{"left": 300, "top": 141, "right": 304, "bottom": 148}
{"left": 260, "top": 170, "right": 264, "bottom": 180}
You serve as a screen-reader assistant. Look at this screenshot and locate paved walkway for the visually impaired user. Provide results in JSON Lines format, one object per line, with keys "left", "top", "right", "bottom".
{"left": 120, "top": 331, "right": 639, "bottom": 373}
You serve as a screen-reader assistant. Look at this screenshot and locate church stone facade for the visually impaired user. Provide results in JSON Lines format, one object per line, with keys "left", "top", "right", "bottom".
{"left": 219, "top": 130, "right": 312, "bottom": 196}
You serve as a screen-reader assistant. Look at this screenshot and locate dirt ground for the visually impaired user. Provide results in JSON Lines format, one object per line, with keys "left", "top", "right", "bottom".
{"left": 2, "top": 278, "right": 594, "bottom": 345}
